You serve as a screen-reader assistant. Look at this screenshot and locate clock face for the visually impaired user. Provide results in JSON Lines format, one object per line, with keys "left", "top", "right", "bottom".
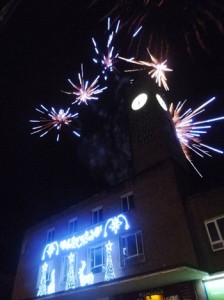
{"left": 131, "top": 93, "right": 148, "bottom": 110}
{"left": 156, "top": 94, "right": 167, "bottom": 111}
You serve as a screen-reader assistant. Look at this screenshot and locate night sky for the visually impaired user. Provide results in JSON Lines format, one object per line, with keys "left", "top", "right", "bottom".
{"left": 0, "top": 1, "right": 224, "bottom": 275}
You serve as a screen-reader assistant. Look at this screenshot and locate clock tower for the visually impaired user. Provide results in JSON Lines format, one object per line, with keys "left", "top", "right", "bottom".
{"left": 126, "top": 76, "right": 190, "bottom": 176}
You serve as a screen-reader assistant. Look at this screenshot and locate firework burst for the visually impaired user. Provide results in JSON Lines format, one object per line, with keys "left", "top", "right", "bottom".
{"left": 62, "top": 64, "right": 107, "bottom": 105}
{"left": 170, "top": 96, "right": 224, "bottom": 177}
{"left": 90, "top": 0, "right": 224, "bottom": 57}
{"left": 92, "top": 17, "right": 120, "bottom": 80}
{"left": 119, "top": 50, "right": 172, "bottom": 90}
{"left": 30, "top": 105, "right": 80, "bottom": 142}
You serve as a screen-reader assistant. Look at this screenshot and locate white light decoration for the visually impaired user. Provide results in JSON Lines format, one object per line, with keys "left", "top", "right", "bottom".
{"left": 37, "top": 262, "right": 48, "bottom": 296}
{"left": 78, "top": 261, "right": 94, "bottom": 286}
{"left": 65, "top": 253, "right": 76, "bottom": 290}
{"left": 60, "top": 225, "right": 103, "bottom": 251}
{"left": 47, "top": 269, "right": 55, "bottom": 295}
{"left": 131, "top": 93, "right": 148, "bottom": 110}
{"left": 37, "top": 214, "right": 131, "bottom": 293}
{"left": 104, "top": 214, "right": 130, "bottom": 237}
{"left": 104, "top": 241, "right": 115, "bottom": 281}
{"left": 42, "top": 241, "right": 59, "bottom": 260}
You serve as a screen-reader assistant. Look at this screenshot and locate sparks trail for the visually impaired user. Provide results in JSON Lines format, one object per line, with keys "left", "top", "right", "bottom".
{"left": 30, "top": 105, "right": 80, "bottom": 142}
{"left": 170, "top": 96, "right": 224, "bottom": 177}
{"left": 119, "top": 49, "right": 172, "bottom": 90}
{"left": 62, "top": 64, "right": 107, "bottom": 105}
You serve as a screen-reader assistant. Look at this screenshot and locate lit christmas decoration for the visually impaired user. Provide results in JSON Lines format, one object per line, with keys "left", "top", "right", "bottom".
{"left": 47, "top": 269, "right": 55, "bottom": 294}
{"left": 60, "top": 225, "right": 103, "bottom": 251}
{"left": 78, "top": 261, "right": 94, "bottom": 286}
{"left": 65, "top": 253, "right": 76, "bottom": 290}
{"left": 104, "top": 241, "right": 115, "bottom": 281}
{"left": 119, "top": 50, "right": 172, "bottom": 90}
{"left": 170, "top": 96, "right": 224, "bottom": 177}
{"left": 37, "top": 262, "right": 48, "bottom": 296}
{"left": 62, "top": 64, "right": 107, "bottom": 105}
{"left": 30, "top": 105, "right": 80, "bottom": 142}
{"left": 104, "top": 214, "right": 130, "bottom": 237}
{"left": 92, "top": 17, "right": 120, "bottom": 80}
{"left": 42, "top": 242, "right": 59, "bottom": 260}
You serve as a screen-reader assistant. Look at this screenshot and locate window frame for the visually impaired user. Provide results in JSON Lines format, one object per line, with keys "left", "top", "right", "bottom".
{"left": 120, "top": 231, "right": 144, "bottom": 267}
{"left": 120, "top": 192, "right": 134, "bottom": 213}
{"left": 46, "top": 228, "right": 55, "bottom": 244}
{"left": 89, "top": 243, "right": 105, "bottom": 274}
{"left": 205, "top": 215, "right": 224, "bottom": 251}
{"left": 68, "top": 217, "right": 78, "bottom": 235}
{"left": 91, "top": 206, "right": 103, "bottom": 225}
{"left": 20, "top": 239, "right": 27, "bottom": 255}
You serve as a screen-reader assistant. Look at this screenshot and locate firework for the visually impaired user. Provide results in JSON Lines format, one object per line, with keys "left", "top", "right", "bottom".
{"left": 170, "top": 96, "right": 224, "bottom": 177}
{"left": 119, "top": 50, "right": 172, "bottom": 90}
{"left": 30, "top": 105, "right": 80, "bottom": 142}
{"left": 92, "top": 17, "right": 120, "bottom": 80}
{"left": 62, "top": 64, "right": 107, "bottom": 105}
{"left": 90, "top": 0, "right": 224, "bottom": 57}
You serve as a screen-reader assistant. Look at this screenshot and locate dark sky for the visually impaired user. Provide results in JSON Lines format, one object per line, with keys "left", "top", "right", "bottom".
{"left": 0, "top": 1, "right": 224, "bottom": 275}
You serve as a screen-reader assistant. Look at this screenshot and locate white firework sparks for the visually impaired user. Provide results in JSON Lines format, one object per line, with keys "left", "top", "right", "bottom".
{"left": 62, "top": 64, "right": 107, "bottom": 105}
{"left": 92, "top": 17, "right": 120, "bottom": 80}
{"left": 30, "top": 105, "right": 80, "bottom": 142}
{"left": 119, "top": 49, "right": 172, "bottom": 90}
{"left": 170, "top": 96, "right": 224, "bottom": 177}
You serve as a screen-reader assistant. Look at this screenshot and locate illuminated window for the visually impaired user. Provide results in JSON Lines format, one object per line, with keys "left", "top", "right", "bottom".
{"left": 90, "top": 244, "right": 105, "bottom": 273}
{"left": 46, "top": 228, "right": 55, "bottom": 244}
{"left": 205, "top": 216, "right": 224, "bottom": 251}
{"left": 68, "top": 218, "right": 77, "bottom": 235}
{"left": 92, "top": 206, "right": 103, "bottom": 225}
{"left": 120, "top": 231, "right": 144, "bottom": 266}
{"left": 120, "top": 192, "right": 134, "bottom": 212}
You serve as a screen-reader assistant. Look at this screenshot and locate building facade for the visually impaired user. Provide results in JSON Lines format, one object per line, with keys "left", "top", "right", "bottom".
{"left": 12, "top": 78, "right": 224, "bottom": 300}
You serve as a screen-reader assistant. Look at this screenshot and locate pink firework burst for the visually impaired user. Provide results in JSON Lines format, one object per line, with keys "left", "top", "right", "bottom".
{"left": 170, "top": 96, "right": 224, "bottom": 177}
{"left": 30, "top": 105, "right": 80, "bottom": 142}
{"left": 119, "top": 49, "right": 172, "bottom": 90}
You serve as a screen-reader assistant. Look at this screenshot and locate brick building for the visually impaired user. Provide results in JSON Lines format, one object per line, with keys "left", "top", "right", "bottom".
{"left": 12, "top": 78, "right": 224, "bottom": 300}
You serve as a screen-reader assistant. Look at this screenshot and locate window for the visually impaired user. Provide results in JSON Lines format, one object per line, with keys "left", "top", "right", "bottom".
{"left": 92, "top": 206, "right": 103, "bottom": 224}
{"left": 90, "top": 245, "right": 105, "bottom": 273}
{"left": 46, "top": 228, "right": 55, "bottom": 243}
{"left": 120, "top": 192, "right": 134, "bottom": 212}
{"left": 205, "top": 216, "right": 224, "bottom": 251}
{"left": 120, "top": 231, "right": 144, "bottom": 266}
{"left": 68, "top": 218, "right": 77, "bottom": 235}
